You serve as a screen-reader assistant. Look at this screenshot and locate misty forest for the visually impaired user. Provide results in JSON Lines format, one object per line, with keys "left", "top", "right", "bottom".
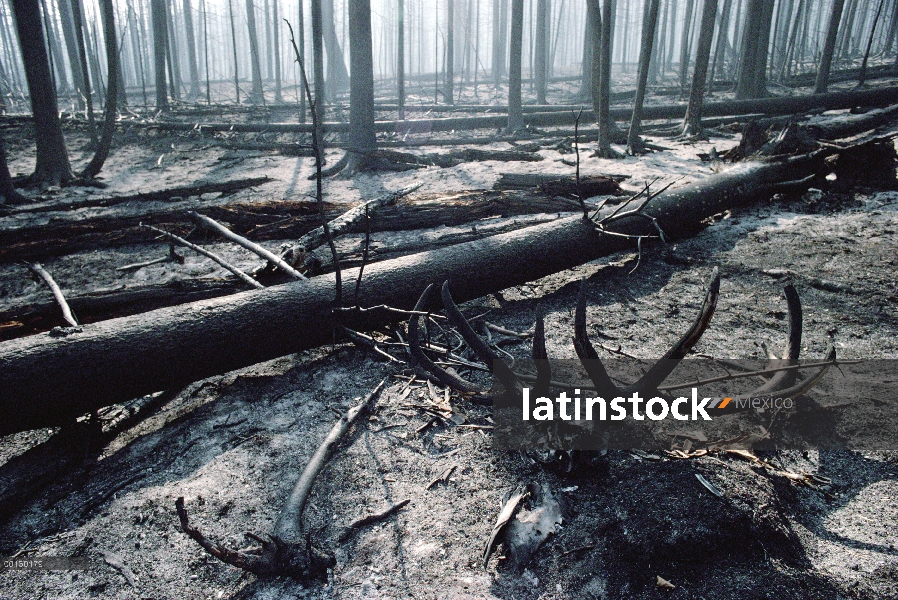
{"left": 1, "top": 0, "right": 898, "bottom": 597}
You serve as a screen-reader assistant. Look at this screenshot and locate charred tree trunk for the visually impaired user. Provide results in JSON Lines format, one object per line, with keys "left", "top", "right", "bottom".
{"left": 322, "top": 0, "right": 349, "bottom": 97}
{"left": 347, "top": 0, "right": 375, "bottom": 171}
{"left": 856, "top": 0, "right": 886, "bottom": 88}
{"left": 312, "top": 0, "right": 325, "bottom": 139}
{"left": 535, "top": 0, "right": 548, "bottom": 104}
{"left": 589, "top": 0, "right": 618, "bottom": 157}
{"left": 0, "top": 152, "right": 829, "bottom": 435}
{"left": 397, "top": 0, "right": 405, "bottom": 117}
{"left": 80, "top": 0, "right": 117, "bottom": 180}
{"left": 228, "top": 0, "right": 240, "bottom": 103}
{"left": 493, "top": 0, "right": 508, "bottom": 83}
{"left": 69, "top": 0, "right": 96, "bottom": 136}
{"left": 11, "top": 0, "right": 73, "bottom": 186}
{"left": 245, "top": 0, "right": 265, "bottom": 103}
{"left": 627, "top": 0, "right": 660, "bottom": 154}
{"left": 681, "top": 0, "right": 717, "bottom": 137}
{"left": 507, "top": 0, "right": 524, "bottom": 131}
{"left": 272, "top": 0, "right": 282, "bottom": 102}
{"left": 679, "top": 0, "right": 695, "bottom": 94}
{"left": 579, "top": 15, "right": 594, "bottom": 99}
{"left": 735, "top": 0, "right": 773, "bottom": 99}
{"left": 297, "top": 0, "right": 307, "bottom": 121}
{"left": 446, "top": 0, "right": 455, "bottom": 103}
{"left": 151, "top": 0, "right": 169, "bottom": 110}
{"left": 814, "top": 0, "right": 846, "bottom": 94}
{"left": 57, "top": 0, "right": 85, "bottom": 108}
{"left": 182, "top": 0, "right": 201, "bottom": 98}
{"left": 0, "top": 138, "right": 26, "bottom": 204}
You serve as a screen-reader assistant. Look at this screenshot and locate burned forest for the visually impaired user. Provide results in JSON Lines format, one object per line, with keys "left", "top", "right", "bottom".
{"left": 2, "top": 0, "right": 898, "bottom": 598}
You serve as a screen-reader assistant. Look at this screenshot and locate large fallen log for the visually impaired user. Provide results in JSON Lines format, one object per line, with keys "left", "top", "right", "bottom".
{"left": 0, "top": 190, "right": 582, "bottom": 262}
{"left": 131, "top": 86, "right": 898, "bottom": 135}
{"left": 0, "top": 151, "right": 829, "bottom": 435}
{"left": 1, "top": 213, "right": 563, "bottom": 340}
{"left": 7, "top": 176, "right": 273, "bottom": 215}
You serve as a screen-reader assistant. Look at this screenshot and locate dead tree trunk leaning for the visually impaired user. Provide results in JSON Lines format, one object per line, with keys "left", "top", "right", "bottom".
{"left": 856, "top": 0, "right": 886, "bottom": 88}
{"left": 11, "top": 0, "right": 73, "bottom": 187}
{"left": 681, "top": 0, "right": 718, "bottom": 138}
{"left": 506, "top": 0, "right": 524, "bottom": 131}
{"left": 151, "top": 0, "right": 169, "bottom": 110}
{"left": 81, "top": 0, "right": 118, "bottom": 180}
{"left": 0, "top": 152, "right": 830, "bottom": 436}
{"left": 814, "top": 0, "right": 846, "bottom": 94}
{"left": 245, "top": 0, "right": 266, "bottom": 103}
{"left": 627, "top": 0, "right": 660, "bottom": 154}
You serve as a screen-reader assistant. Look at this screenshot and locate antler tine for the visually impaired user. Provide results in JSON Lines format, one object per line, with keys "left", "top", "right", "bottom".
{"left": 573, "top": 278, "right": 621, "bottom": 397}
{"left": 753, "top": 283, "right": 803, "bottom": 394}
{"left": 532, "top": 315, "right": 551, "bottom": 398}
{"left": 718, "top": 345, "right": 836, "bottom": 415}
{"left": 408, "top": 284, "right": 482, "bottom": 394}
{"left": 629, "top": 267, "right": 721, "bottom": 395}
{"left": 441, "top": 281, "right": 522, "bottom": 394}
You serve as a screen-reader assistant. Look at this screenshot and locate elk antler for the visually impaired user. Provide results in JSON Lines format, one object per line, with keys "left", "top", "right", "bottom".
{"left": 573, "top": 267, "right": 721, "bottom": 398}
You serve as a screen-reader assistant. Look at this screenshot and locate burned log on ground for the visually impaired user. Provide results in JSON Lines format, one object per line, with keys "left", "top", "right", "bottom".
{"left": 127, "top": 86, "right": 898, "bottom": 135}
{"left": 7, "top": 176, "right": 273, "bottom": 215}
{"left": 493, "top": 173, "right": 628, "bottom": 198}
{"left": 1, "top": 213, "right": 563, "bottom": 340}
{"left": 0, "top": 190, "right": 580, "bottom": 262}
{"left": 0, "top": 151, "right": 832, "bottom": 435}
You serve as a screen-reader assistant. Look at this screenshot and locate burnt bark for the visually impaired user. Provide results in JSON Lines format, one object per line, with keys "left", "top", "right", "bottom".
{"left": 347, "top": 0, "right": 376, "bottom": 171}
{"left": 681, "top": 0, "right": 718, "bottom": 138}
{"left": 627, "top": 0, "right": 660, "bottom": 154}
{"left": 814, "top": 0, "right": 846, "bottom": 94}
{"left": 245, "top": 0, "right": 265, "bottom": 102}
{"left": 151, "top": 0, "right": 169, "bottom": 109}
{"left": 507, "top": 0, "right": 524, "bottom": 131}
{"left": 11, "top": 0, "right": 73, "bottom": 186}
{"left": 80, "top": 0, "right": 117, "bottom": 180}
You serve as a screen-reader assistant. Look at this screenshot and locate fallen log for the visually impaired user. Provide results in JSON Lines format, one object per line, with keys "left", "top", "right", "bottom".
{"left": 1, "top": 213, "right": 562, "bottom": 340}
{"left": 129, "top": 86, "right": 898, "bottom": 135}
{"left": 493, "top": 173, "right": 628, "bottom": 198}
{"left": 8, "top": 176, "right": 273, "bottom": 215}
{"left": 0, "top": 190, "right": 579, "bottom": 262}
{"left": 0, "top": 151, "right": 829, "bottom": 435}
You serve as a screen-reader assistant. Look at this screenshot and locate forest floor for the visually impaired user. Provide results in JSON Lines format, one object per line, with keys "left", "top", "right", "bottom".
{"left": 1, "top": 82, "right": 898, "bottom": 599}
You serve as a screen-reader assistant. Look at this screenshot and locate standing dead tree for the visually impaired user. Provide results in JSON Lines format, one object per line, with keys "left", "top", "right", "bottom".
{"left": 681, "top": 0, "right": 718, "bottom": 138}
{"left": 627, "top": 0, "right": 660, "bottom": 154}
{"left": 81, "top": 0, "right": 118, "bottom": 180}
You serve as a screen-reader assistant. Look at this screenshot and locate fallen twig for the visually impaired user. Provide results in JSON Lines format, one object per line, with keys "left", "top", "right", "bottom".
{"left": 336, "top": 499, "right": 411, "bottom": 542}
{"left": 141, "top": 224, "right": 263, "bottom": 289}
{"left": 26, "top": 263, "right": 78, "bottom": 327}
{"left": 176, "top": 379, "right": 386, "bottom": 579}
{"left": 189, "top": 211, "right": 307, "bottom": 281}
